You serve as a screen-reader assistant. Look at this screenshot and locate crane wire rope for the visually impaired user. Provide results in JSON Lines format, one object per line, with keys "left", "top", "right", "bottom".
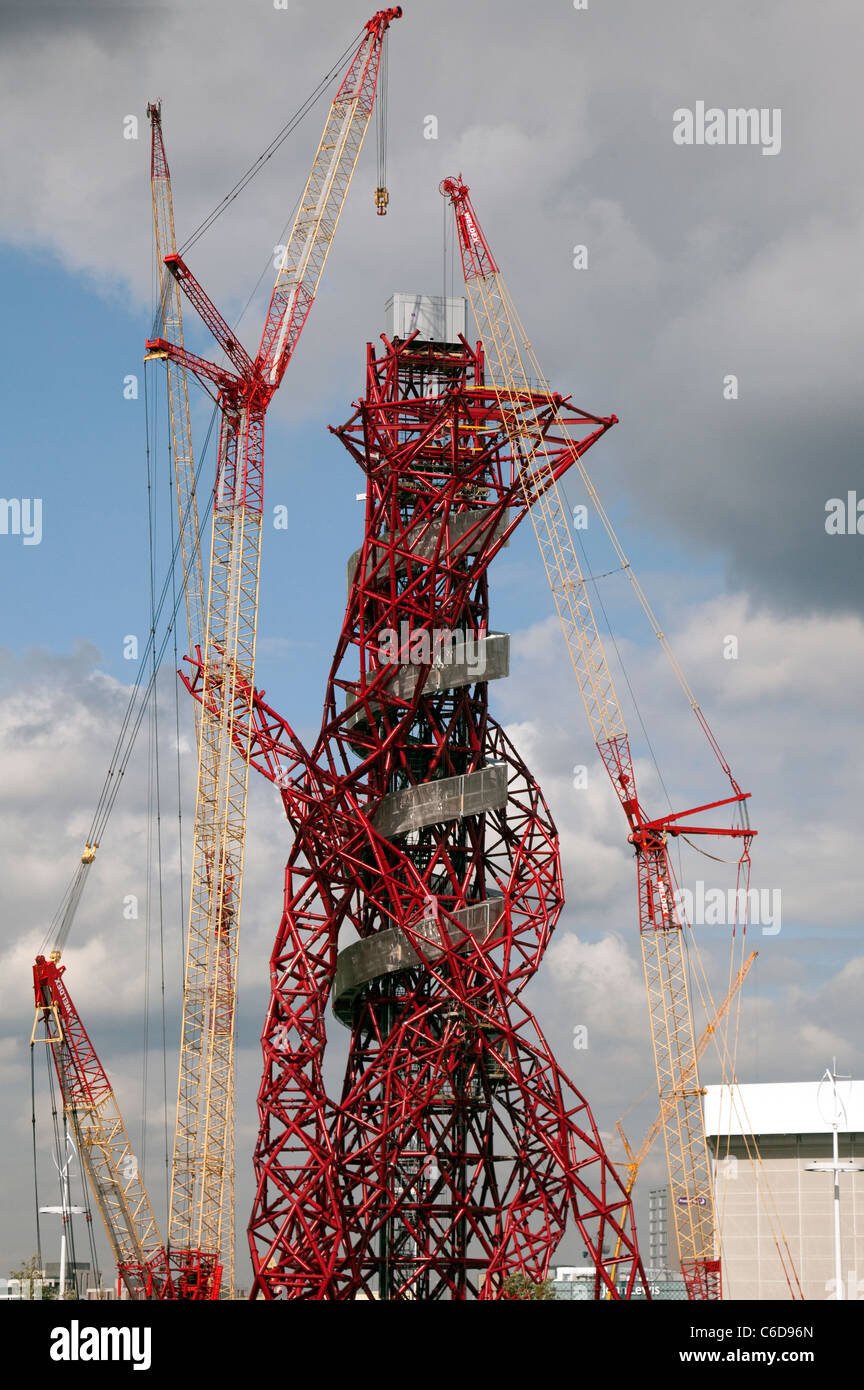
{"left": 443, "top": 173, "right": 798, "bottom": 1297}
{"left": 467, "top": 279, "right": 797, "bottom": 1292}
{"left": 43, "top": 1054, "right": 75, "bottom": 1287}
{"left": 43, "top": 30, "right": 368, "bottom": 958}
{"left": 679, "top": 914, "right": 802, "bottom": 1296}
{"left": 140, "top": 353, "right": 171, "bottom": 1216}
{"left": 561, "top": 482, "right": 685, "bottom": 886}
{"left": 76, "top": 1141, "right": 102, "bottom": 1295}
{"left": 41, "top": 397, "right": 219, "bottom": 958}
{"left": 155, "top": 368, "right": 172, "bottom": 1221}
{"left": 31, "top": 1017, "right": 104, "bottom": 1293}
{"left": 168, "top": 385, "right": 189, "bottom": 991}
{"left": 376, "top": 29, "right": 388, "bottom": 202}
{"left": 552, "top": 433, "right": 784, "bottom": 1287}
{"left": 30, "top": 1043, "right": 43, "bottom": 1270}
{"left": 141, "top": 339, "right": 156, "bottom": 1190}
{"left": 178, "top": 27, "right": 364, "bottom": 257}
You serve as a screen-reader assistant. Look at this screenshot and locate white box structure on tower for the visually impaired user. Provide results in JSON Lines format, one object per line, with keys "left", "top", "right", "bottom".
{"left": 385, "top": 293, "right": 467, "bottom": 343}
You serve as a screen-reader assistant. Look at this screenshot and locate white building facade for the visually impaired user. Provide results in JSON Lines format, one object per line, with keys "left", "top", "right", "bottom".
{"left": 705, "top": 1080, "right": 864, "bottom": 1300}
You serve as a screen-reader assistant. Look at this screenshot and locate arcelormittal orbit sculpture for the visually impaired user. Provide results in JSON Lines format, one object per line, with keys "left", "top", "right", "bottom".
{"left": 189, "top": 318, "right": 648, "bottom": 1299}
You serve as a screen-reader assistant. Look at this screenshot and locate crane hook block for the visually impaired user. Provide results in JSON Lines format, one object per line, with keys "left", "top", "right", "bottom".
{"left": 374, "top": 186, "right": 389, "bottom": 216}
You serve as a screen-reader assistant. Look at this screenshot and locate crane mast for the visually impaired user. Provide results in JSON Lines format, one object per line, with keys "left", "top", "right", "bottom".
{"left": 619, "top": 950, "right": 758, "bottom": 1185}
{"left": 25, "top": 107, "right": 218, "bottom": 1306}
{"left": 441, "top": 175, "right": 755, "bottom": 1301}
{"left": 144, "top": 8, "right": 401, "bottom": 1296}
{"left": 148, "top": 102, "right": 205, "bottom": 663}
{"left": 610, "top": 950, "right": 758, "bottom": 1287}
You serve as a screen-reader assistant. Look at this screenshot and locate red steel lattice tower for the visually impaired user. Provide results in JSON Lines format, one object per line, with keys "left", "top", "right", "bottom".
{"left": 188, "top": 326, "right": 650, "bottom": 1299}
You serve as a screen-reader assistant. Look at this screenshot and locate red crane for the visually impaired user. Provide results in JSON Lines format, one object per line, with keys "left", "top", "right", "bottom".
{"left": 31, "top": 8, "right": 401, "bottom": 1302}
{"left": 441, "top": 174, "right": 756, "bottom": 1299}
{"left": 143, "top": 7, "right": 400, "bottom": 1297}
{"left": 32, "top": 954, "right": 172, "bottom": 1299}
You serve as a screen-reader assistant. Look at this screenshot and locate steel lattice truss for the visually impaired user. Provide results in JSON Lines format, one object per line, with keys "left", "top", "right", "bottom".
{"left": 189, "top": 334, "right": 649, "bottom": 1299}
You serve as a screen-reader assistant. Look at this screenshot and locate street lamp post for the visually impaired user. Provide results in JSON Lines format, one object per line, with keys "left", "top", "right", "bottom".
{"left": 39, "top": 1124, "right": 85, "bottom": 1298}
{"left": 804, "top": 1059, "right": 864, "bottom": 1301}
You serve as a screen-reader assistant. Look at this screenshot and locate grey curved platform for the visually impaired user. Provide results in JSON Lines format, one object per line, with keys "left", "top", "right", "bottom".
{"left": 372, "top": 763, "right": 507, "bottom": 840}
{"left": 347, "top": 508, "right": 510, "bottom": 593}
{"left": 332, "top": 894, "right": 506, "bottom": 1026}
{"left": 343, "top": 632, "right": 510, "bottom": 739}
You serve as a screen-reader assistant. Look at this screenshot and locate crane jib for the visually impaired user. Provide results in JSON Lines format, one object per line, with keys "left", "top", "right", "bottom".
{"left": 267, "top": 90, "right": 366, "bottom": 384}
{"left": 440, "top": 171, "right": 755, "bottom": 1302}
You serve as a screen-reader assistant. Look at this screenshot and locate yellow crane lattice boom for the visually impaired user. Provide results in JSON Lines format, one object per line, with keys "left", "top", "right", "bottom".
{"left": 156, "top": 10, "right": 401, "bottom": 1295}
{"left": 440, "top": 174, "right": 756, "bottom": 1299}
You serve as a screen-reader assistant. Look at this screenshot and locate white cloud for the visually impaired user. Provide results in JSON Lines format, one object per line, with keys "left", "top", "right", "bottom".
{"left": 546, "top": 931, "right": 646, "bottom": 1038}
{"left": 2, "top": 0, "right": 863, "bottom": 1279}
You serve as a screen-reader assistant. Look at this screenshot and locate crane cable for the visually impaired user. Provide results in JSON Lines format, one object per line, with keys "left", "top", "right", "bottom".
{"left": 41, "top": 396, "right": 219, "bottom": 958}
{"left": 140, "top": 350, "right": 171, "bottom": 1215}
{"left": 169, "top": 393, "right": 188, "bottom": 990}
{"left": 43, "top": 1052, "right": 74, "bottom": 1289}
{"left": 375, "top": 29, "right": 389, "bottom": 212}
{"left": 568, "top": 539, "right": 780, "bottom": 1288}
{"left": 476, "top": 267, "right": 742, "bottom": 797}
{"left": 565, "top": 494, "right": 682, "bottom": 852}
{"left": 657, "top": 817, "right": 799, "bottom": 1291}
{"left": 156, "top": 368, "right": 175, "bottom": 1215}
{"left": 679, "top": 915, "right": 803, "bottom": 1297}
{"left": 30, "top": 1044, "right": 43, "bottom": 1271}
{"left": 74, "top": 1134, "right": 102, "bottom": 1297}
{"left": 35, "top": 1043, "right": 102, "bottom": 1296}
{"left": 179, "top": 26, "right": 364, "bottom": 256}
{"left": 43, "top": 28, "right": 371, "bottom": 959}
{"left": 456, "top": 216, "right": 795, "bottom": 1294}
{"left": 482, "top": 320, "right": 790, "bottom": 1289}
{"left": 554, "top": 434, "right": 778, "bottom": 1282}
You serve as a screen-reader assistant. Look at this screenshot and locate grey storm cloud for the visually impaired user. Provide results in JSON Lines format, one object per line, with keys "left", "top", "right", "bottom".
{"left": 1, "top": 0, "right": 862, "bottom": 1280}
{"left": 0, "top": 0, "right": 157, "bottom": 46}
{"left": 1, "top": 0, "right": 861, "bottom": 614}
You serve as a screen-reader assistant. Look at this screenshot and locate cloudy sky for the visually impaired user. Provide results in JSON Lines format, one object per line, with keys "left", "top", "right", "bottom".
{"left": 0, "top": 0, "right": 861, "bottom": 1288}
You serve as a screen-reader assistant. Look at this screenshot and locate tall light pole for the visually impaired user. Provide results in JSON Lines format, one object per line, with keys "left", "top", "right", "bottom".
{"left": 39, "top": 1122, "right": 85, "bottom": 1298}
{"left": 805, "top": 1060, "right": 864, "bottom": 1300}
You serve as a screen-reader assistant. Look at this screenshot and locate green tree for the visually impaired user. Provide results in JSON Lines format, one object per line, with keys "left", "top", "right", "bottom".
{"left": 8, "top": 1254, "right": 56, "bottom": 1299}
{"left": 501, "top": 1272, "right": 557, "bottom": 1300}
